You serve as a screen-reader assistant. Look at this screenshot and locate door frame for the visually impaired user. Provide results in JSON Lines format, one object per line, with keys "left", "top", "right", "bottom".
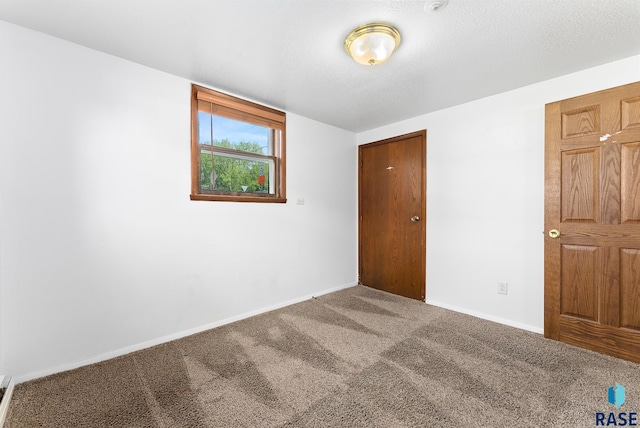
{"left": 358, "top": 130, "right": 427, "bottom": 300}
{"left": 543, "top": 101, "right": 562, "bottom": 339}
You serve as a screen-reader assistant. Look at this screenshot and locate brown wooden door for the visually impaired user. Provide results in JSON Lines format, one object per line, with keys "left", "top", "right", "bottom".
{"left": 359, "top": 131, "right": 426, "bottom": 301}
{"left": 545, "top": 81, "right": 640, "bottom": 363}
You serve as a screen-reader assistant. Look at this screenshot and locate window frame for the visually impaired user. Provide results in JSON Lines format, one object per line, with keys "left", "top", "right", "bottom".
{"left": 190, "top": 84, "right": 286, "bottom": 203}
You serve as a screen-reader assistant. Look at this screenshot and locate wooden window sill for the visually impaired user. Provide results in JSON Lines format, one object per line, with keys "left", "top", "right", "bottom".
{"left": 190, "top": 194, "right": 287, "bottom": 203}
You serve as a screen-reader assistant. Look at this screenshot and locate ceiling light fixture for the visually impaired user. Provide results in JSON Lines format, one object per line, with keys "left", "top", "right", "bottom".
{"left": 344, "top": 23, "right": 401, "bottom": 65}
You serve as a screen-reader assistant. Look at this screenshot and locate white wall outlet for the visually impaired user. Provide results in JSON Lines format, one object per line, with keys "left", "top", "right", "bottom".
{"left": 498, "top": 282, "right": 508, "bottom": 295}
{"left": 296, "top": 197, "right": 305, "bottom": 205}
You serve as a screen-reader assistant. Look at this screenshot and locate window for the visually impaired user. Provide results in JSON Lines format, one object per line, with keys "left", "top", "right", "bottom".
{"left": 190, "top": 84, "right": 286, "bottom": 202}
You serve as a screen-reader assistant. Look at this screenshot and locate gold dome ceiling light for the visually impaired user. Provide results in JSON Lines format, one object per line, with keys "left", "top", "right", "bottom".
{"left": 344, "top": 23, "right": 401, "bottom": 65}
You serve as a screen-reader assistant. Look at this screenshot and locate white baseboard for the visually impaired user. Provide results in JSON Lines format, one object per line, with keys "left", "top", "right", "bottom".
{"left": 426, "top": 299, "right": 544, "bottom": 334}
{"left": 15, "top": 282, "right": 357, "bottom": 384}
{"left": 0, "top": 377, "right": 15, "bottom": 428}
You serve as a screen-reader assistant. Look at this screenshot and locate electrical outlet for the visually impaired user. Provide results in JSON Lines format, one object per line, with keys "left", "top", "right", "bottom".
{"left": 296, "top": 197, "right": 305, "bottom": 205}
{"left": 498, "top": 282, "right": 508, "bottom": 295}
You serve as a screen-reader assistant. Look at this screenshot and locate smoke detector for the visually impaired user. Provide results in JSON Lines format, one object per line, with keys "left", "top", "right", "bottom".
{"left": 425, "top": 0, "right": 449, "bottom": 11}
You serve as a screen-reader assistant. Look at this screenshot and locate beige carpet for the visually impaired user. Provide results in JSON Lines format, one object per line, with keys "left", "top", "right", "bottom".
{"left": 6, "top": 285, "right": 640, "bottom": 427}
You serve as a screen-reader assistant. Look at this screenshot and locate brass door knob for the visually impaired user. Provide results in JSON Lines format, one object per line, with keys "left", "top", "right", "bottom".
{"left": 411, "top": 216, "right": 420, "bottom": 222}
{"left": 548, "top": 229, "right": 560, "bottom": 238}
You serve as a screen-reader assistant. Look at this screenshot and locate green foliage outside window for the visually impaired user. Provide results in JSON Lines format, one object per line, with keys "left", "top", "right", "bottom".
{"left": 200, "top": 139, "right": 270, "bottom": 193}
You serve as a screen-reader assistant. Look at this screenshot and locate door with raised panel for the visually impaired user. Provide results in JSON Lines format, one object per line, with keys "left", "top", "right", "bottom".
{"left": 544, "top": 81, "right": 640, "bottom": 363}
{"left": 359, "top": 131, "right": 426, "bottom": 301}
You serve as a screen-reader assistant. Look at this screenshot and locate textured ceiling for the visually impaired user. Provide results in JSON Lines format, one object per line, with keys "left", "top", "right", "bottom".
{"left": 1, "top": 0, "right": 639, "bottom": 132}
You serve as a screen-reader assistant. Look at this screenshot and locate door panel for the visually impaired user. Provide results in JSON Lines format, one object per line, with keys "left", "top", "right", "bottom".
{"left": 545, "top": 80, "right": 640, "bottom": 363}
{"left": 561, "top": 149, "right": 598, "bottom": 222}
{"left": 620, "top": 248, "right": 640, "bottom": 330}
{"left": 359, "top": 131, "right": 426, "bottom": 301}
{"left": 621, "top": 97, "right": 640, "bottom": 129}
{"left": 561, "top": 106, "right": 601, "bottom": 139}
{"left": 560, "top": 245, "right": 599, "bottom": 321}
{"left": 621, "top": 142, "right": 640, "bottom": 222}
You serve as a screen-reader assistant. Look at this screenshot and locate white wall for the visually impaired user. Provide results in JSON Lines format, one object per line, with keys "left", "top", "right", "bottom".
{"left": 0, "top": 20, "right": 357, "bottom": 381}
{"left": 357, "top": 55, "right": 640, "bottom": 333}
